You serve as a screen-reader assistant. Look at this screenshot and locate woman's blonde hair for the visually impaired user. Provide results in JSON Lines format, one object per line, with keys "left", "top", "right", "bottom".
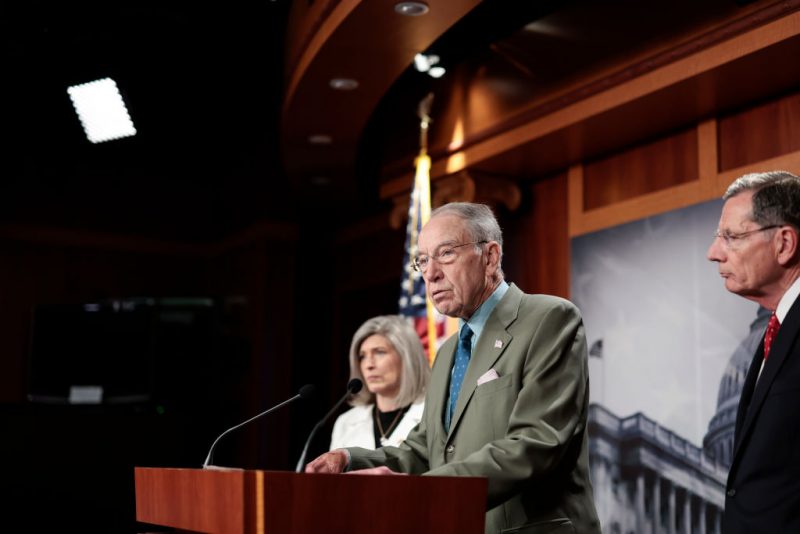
{"left": 347, "top": 315, "right": 430, "bottom": 407}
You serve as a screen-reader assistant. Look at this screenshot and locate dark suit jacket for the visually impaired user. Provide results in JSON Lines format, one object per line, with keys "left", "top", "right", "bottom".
{"left": 347, "top": 284, "right": 600, "bottom": 534}
{"left": 724, "top": 295, "right": 800, "bottom": 533}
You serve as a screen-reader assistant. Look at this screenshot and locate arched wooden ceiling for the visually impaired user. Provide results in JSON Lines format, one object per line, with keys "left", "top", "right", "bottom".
{"left": 365, "top": 0, "right": 800, "bottom": 204}
{"left": 281, "top": 0, "right": 800, "bottom": 220}
{"left": 280, "top": 0, "right": 481, "bottom": 197}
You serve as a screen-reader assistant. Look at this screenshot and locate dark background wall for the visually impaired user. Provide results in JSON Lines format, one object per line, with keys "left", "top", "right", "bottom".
{"left": 0, "top": 227, "right": 298, "bottom": 531}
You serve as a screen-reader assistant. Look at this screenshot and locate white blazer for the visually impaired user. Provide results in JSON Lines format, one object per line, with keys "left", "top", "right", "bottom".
{"left": 330, "top": 399, "right": 424, "bottom": 450}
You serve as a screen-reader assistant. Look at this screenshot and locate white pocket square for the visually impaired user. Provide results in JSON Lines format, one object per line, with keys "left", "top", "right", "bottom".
{"left": 477, "top": 369, "right": 500, "bottom": 386}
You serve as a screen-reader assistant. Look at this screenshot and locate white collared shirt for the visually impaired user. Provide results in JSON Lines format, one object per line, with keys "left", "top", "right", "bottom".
{"left": 775, "top": 275, "right": 800, "bottom": 323}
{"left": 757, "top": 276, "right": 800, "bottom": 379}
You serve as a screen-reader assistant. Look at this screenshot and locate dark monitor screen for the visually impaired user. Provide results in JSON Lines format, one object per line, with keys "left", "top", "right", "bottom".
{"left": 27, "top": 301, "right": 156, "bottom": 404}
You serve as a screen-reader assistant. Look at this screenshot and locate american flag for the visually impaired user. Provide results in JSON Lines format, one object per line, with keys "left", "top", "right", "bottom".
{"left": 398, "top": 152, "right": 456, "bottom": 364}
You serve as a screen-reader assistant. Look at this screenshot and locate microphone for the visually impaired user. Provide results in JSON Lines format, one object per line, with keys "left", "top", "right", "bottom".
{"left": 203, "top": 384, "right": 315, "bottom": 469}
{"left": 294, "top": 378, "right": 362, "bottom": 472}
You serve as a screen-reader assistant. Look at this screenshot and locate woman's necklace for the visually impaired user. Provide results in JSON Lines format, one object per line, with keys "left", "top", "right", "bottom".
{"left": 374, "top": 405, "right": 407, "bottom": 445}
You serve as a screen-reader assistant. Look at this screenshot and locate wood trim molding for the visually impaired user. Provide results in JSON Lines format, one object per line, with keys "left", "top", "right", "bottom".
{"left": 567, "top": 164, "right": 584, "bottom": 238}
{"left": 697, "top": 118, "right": 719, "bottom": 185}
{"left": 283, "top": 0, "right": 360, "bottom": 116}
{"left": 715, "top": 150, "right": 800, "bottom": 194}
{"left": 570, "top": 180, "right": 713, "bottom": 237}
{"left": 568, "top": 149, "right": 800, "bottom": 237}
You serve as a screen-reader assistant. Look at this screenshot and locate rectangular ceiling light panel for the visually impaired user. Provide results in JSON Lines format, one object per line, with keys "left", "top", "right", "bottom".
{"left": 67, "top": 78, "right": 137, "bottom": 143}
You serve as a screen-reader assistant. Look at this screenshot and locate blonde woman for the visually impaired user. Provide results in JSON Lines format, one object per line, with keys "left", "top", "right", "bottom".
{"left": 330, "top": 315, "right": 430, "bottom": 449}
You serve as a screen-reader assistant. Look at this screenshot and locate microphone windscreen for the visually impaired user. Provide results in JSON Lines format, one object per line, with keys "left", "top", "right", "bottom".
{"left": 298, "top": 384, "right": 315, "bottom": 400}
{"left": 347, "top": 378, "right": 363, "bottom": 394}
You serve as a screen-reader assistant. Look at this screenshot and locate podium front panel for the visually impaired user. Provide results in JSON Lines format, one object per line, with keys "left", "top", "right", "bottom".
{"left": 135, "top": 467, "right": 487, "bottom": 534}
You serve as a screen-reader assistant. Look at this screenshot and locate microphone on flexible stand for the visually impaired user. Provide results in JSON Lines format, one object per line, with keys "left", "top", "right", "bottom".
{"left": 203, "top": 384, "right": 315, "bottom": 469}
{"left": 295, "top": 378, "right": 363, "bottom": 473}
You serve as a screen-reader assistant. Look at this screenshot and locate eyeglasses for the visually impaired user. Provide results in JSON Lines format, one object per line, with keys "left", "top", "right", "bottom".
{"left": 412, "top": 240, "right": 487, "bottom": 272}
{"left": 712, "top": 225, "right": 780, "bottom": 247}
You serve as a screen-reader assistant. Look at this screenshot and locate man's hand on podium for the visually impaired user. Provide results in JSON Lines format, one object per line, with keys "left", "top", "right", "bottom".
{"left": 305, "top": 450, "right": 408, "bottom": 475}
{"left": 304, "top": 449, "right": 349, "bottom": 473}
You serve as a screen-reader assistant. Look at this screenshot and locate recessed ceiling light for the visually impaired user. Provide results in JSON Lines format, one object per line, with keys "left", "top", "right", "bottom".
{"left": 394, "top": 2, "right": 429, "bottom": 16}
{"left": 308, "top": 134, "right": 333, "bottom": 145}
{"left": 414, "top": 53, "right": 440, "bottom": 73}
{"left": 329, "top": 78, "right": 359, "bottom": 91}
{"left": 67, "top": 78, "right": 136, "bottom": 143}
{"left": 428, "top": 66, "right": 446, "bottom": 78}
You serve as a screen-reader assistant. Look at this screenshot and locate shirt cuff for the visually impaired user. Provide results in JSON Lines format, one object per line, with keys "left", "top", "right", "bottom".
{"left": 341, "top": 448, "right": 352, "bottom": 471}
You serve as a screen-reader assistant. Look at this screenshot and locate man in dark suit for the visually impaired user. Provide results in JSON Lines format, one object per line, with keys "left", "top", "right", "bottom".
{"left": 707, "top": 170, "right": 800, "bottom": 533}
{"left": 306, "top": 202, "right": 600, "bottom": 534}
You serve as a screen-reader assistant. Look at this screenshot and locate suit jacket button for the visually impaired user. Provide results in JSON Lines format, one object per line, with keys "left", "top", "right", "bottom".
{"left": 727, "top": 489, "right": 736, "bottom": 497}
{"left": 446, "top": 444, "right": 455, "bottom": 454}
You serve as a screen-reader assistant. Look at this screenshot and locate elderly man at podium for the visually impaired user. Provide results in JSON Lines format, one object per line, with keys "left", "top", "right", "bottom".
{"left": 306, "top": 202, "right": 600, "bottom": 534}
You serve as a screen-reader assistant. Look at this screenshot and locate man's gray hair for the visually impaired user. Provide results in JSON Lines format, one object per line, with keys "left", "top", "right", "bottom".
{"left": 347, "top": 315, "right": 430, "bottom": 408}
{"left": 725, "top": 170, "right": 800, "bottom": 229}
{"left": 430, "top": 202, "right": 504, "bottom": 276}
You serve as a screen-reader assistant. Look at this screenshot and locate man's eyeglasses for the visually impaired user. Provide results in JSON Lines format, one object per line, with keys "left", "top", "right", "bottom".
{"left": 712, "top": 225, "right": 780, "bottom": 247}
{"left": 412, "top": 241, "right": 488, "bottom": 272}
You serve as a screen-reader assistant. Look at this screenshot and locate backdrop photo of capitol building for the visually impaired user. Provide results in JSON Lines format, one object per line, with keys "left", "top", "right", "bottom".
{"left": 571, "top": 199, "right": 765, "bottom": 534}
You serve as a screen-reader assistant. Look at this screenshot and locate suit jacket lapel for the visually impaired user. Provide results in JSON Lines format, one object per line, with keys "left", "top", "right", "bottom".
{"left": 447, "top": 284, "right": 522, "bottom": 436}
{"left": 731, "top": 297, "right": 800, "bottom": 472}
{"left": 731, "top": 343, "right": 763, "bottom": 460}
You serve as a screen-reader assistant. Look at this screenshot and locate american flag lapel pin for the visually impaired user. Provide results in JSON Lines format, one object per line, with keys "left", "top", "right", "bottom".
{"left": 494, "top": 339, "right": 503, "bottom": 349}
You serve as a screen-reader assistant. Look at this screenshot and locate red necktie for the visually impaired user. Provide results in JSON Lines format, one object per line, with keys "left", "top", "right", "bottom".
{"left": 764, "top": 313, "right": 781, "bottom": 361}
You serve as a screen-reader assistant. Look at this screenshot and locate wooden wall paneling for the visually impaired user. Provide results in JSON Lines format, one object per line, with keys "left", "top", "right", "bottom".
{"left": 201, "top": 227, "right": 302, "bottom": 470}
{"left": 566, "top": 106, "right": 800, "bottom": 239}
{"left": 255, "top": 239, "right": 295, "bottom": 470}
{"left": 504, "top": 172, "right": 570, "bottom": 299}
{"left": 314, "top": 225, "right": 402, "bottom": 462}
{"left": 583, "top": 128, "right": 699, "bottom": 210}
{"left": 334, "top": 215, "right": 405, "bottom": 294}
{"left": 572, "top": 169, "right": 711, "bottom": 238}
{"left": 567, "top": 165, "right": 584, "bottom": 241}
{"left": 206, "top": 241, "right": 288, "bottom": 469}
{"left": 333, "top": 219, "right": 405, "bottom": 347}
{"left": 697, "top": 118, "right": 719, "bottom": 186}
{"left": 570, "top": 151, "right": 800, "bottom": 237}
{"left": 568, "top": 117, "right": 766, "bottom": 238}
{"left": 716, "top": 150, "right": 800, "bottom": 192}
{"left": 289, "top": 215, "right": 406, "bottom": 462}
{"left": 718, "top": 90, "right": 800, "bottom": 171}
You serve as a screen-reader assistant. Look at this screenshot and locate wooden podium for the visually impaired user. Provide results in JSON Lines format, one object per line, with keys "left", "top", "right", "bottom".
{"left": 135, "top": 467, "right": 487, "bottom": 533}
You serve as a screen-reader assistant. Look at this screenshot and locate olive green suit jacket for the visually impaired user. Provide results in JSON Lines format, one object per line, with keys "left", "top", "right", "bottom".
{"left": 348, "top": 284, "right": 600, "bottom": 534}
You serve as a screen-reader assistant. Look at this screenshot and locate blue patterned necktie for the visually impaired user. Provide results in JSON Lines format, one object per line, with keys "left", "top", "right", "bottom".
{"left": 445, "top": 324, "right": 473, "bottom": 431}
